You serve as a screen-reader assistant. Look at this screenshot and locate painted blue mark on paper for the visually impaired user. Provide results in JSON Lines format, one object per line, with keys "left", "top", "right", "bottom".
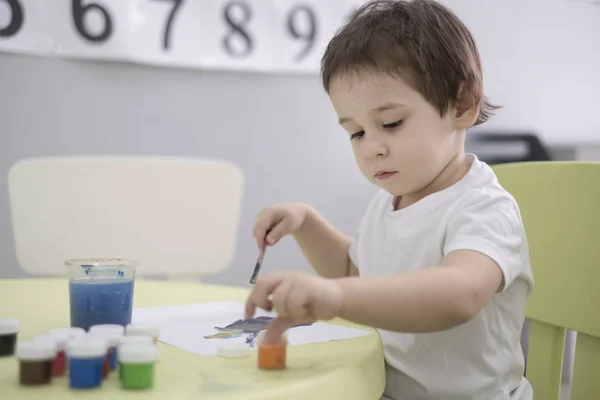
{"left": 203, "top": 316, "right": 313, "bottom": 346}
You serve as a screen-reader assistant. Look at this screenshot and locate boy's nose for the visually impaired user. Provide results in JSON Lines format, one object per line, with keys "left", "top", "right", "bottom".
{"left": 363, "top": 137, "right": 388, "bottom": 160}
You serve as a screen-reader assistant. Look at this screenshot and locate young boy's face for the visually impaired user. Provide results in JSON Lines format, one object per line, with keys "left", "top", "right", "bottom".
{"left": 328, "top": 70, "right": 466, "bottom": 199}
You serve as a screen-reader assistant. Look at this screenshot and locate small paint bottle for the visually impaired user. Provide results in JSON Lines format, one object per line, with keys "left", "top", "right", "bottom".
{"left": 0, "top": 319, "right": 19, "bottom": 357}
{"left": 89, "top": 325, "right": 124, "bottom": 376}
{"left": 48, "top": 327, "right": 86, "bottom": 376}
{"left": 88, "top": 330, "right": 122, "bottom": 374}
{"left": 118, "top": 336, "right": 154, "bottom": 381}
{"left": 119, "top": 344, "right": 158, "bottom": 390}
{"left": 125, "top": 323, "right": 160, "bottom": 344}
{"left": 67, "top": 336, "right": 107, "bottom": 389}
{"left": 33, "top": 334, "right": 66, "bottom": 377}
{"left": 16, "top": 341, "right": 56, "bottom": 385}
{"left": 257, "top": 331, "right": 287, "bottom": 370}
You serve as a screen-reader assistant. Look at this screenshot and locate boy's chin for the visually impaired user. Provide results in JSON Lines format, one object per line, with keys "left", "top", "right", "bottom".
{"left": 373, "top": 181, "right": 408, "bottom": 198}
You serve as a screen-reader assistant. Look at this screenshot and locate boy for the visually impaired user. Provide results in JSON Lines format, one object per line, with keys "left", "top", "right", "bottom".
{"left": 245, "top": 1, "right": 534, "bottom": 399}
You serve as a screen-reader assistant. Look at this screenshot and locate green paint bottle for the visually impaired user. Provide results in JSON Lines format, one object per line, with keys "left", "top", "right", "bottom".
{"left": 118, "top": 344, "right": 158, "bottom": 390}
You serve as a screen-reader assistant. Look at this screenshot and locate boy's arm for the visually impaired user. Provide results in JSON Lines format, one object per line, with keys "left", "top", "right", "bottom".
{"left": 293, "top": 207, "right": 357, "bottom": 279}
{"left": 335, "top": 250, "right": 503, "bottom": 332}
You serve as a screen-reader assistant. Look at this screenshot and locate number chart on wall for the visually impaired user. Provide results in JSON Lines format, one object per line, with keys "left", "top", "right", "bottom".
{"left": 0, "top": 0, "right": 366, "bottom": 73}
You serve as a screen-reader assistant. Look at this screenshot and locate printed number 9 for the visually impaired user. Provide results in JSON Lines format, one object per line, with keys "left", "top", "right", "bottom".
{"left": 0, "top": 0, "right": 24, "bottom": 38}
{"left": 72, "top": 0, "right": 113, "bottom": 43}
{"left": 287, "top": 5, "right": 317, "bottom": 62}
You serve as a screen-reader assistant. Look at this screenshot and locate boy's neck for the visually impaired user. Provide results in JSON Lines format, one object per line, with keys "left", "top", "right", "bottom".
{"left": 394, "top": 150, "right": 470, "bottom": 210}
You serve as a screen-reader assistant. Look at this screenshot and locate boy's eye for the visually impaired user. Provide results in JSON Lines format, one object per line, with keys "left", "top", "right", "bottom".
{"left": 350, "top": 131, "right": 364, "bottom": 140}
{"left": 383, "top": 120, "right": 403, "bottom": 129}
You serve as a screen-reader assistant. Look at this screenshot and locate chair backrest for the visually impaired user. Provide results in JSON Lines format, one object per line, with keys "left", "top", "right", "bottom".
{"left": 8, "top": 156, "right": 244, "bottom": 278}
{"left": 493, "top": 162, "right": 600, "bottom": 400}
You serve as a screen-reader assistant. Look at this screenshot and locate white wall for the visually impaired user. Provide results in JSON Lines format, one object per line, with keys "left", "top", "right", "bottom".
{"left": 0, "top": 53, "right": 376, "bottom": 284}
{"left": 1, "top": 0, "right": 599, "bottom": 284}
{"left": 439, "top": 0, "right": 600, "bottom": 145}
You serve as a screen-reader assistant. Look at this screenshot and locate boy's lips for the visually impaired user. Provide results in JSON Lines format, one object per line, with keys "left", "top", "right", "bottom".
{"left": 374, "top": 171, "right": 397, "bottom": 180}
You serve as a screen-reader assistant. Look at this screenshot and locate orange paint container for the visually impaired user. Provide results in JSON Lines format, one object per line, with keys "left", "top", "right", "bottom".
{"left": 257, "top": 331, "right": 287, "bottom": 370}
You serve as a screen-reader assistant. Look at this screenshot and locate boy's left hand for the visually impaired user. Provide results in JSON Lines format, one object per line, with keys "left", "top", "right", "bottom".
{"left": 245, "top": 271, "right": 343, "bottom": 341}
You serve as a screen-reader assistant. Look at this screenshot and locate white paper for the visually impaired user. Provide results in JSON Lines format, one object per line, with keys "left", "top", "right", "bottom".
{"left": 132, "top": 302, "right": 372, "bottom": 356}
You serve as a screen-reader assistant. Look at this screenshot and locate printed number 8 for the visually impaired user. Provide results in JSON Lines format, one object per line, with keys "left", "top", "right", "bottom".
{"left": 222, "top": 1, "right": 253, "bottom": 58}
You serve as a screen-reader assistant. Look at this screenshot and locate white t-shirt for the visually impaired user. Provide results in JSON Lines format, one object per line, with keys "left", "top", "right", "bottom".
{"left": 349, "top": 154, "right": 534, "bottom": 400}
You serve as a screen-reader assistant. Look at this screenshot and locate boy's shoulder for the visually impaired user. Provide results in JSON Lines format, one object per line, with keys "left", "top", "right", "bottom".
{"left": 448, "top": 157, "right": 522, "bottom": 221}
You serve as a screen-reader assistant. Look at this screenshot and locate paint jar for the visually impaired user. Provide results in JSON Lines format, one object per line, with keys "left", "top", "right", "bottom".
{"left": 257, "top": 331, "right": 287, "bottom": 370}
{"left": 67, "top": 258, "right": 137, "bottom": 331}
{"left": 118, "top": 336, "right": 154, "bottom": 381}
{"left": 126, "top": 323, "right": 160, "bottom": 344}
{"left": 67, "top": 336, "right": 106, "bottom": 389}
{"left": 0, "top": 319, "right": 19, "bottom": 357}
{"left": 119, "top": 344, "right": 158, "bottom": 390}
{"left": 49, "top": 327, "right": 85, "bottom": 375}
{"left": 16, "top": 341, "right": 56, "bottom": 385}
{"left": 88, "top": 329, "right": 122, "bottom": 374}
{"left": 33, "top": 334, "right": 67, "bottom": 377}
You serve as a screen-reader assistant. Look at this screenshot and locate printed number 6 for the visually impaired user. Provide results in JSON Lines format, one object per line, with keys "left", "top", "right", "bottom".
{"left": 72, "top": 0, "right": 113, "bottom": 43}
{"left": 0, "top": 0, "right": 24, "bottom": 38}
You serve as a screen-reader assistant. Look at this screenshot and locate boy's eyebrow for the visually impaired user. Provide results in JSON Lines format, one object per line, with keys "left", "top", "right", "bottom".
{"left": 338, "top": 102, "right": 406, "bottom": 124}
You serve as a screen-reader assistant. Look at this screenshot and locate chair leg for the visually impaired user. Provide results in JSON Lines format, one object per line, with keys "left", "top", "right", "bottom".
{"left": 561, "top": 330, "right": 576, "bottom": 384}
{"left": 521, "top": 319, "right": 531, "bottom": 375}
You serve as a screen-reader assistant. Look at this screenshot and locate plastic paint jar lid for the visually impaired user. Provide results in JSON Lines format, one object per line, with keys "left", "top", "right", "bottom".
{"left": 0, "top": 319, "right": 19, "bottom": 335}
{"left": 118, "top": 344, "right": 158, "bottom": 364}
{"left": 218, "top": 342, "right": 250, "bottom": 358}
{"left": 87, "top": 331, "right": 121, "bottom": 348}
{"left": 257, "top": 330, "right": 288, "bottom": 345}
{"left": 50, "top": 327, "right": 85, "bottom": 341}
{"left": 89, "top": 324, "right": 125, "bottom": 337}
{"left": 17, "top": 342, "right": 57, "bottom": 361}
{"left": 119, "top": 335, "right": 154, "bottom": 347}
{"left": 67, "top": 337, "right": 107, "bottom": 359}
{"left": 126, "top": 323, "right": 160, "bottom": 338}
{"left": 33, "top": 335, "right": 64, "bottom": 351}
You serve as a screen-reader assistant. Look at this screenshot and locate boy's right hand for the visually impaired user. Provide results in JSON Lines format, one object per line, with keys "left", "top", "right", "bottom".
{"left": 253, "top": 203, "right": 310, "bottom": 250}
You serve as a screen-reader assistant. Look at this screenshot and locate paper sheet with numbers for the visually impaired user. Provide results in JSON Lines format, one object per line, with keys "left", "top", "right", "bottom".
{"left": 0, "top": 0, "right": 366, "bottom": 73}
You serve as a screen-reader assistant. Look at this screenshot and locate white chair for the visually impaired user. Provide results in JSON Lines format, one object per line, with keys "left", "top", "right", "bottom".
{"left": 7, "top": 156, "right": 244, "bottom": 279}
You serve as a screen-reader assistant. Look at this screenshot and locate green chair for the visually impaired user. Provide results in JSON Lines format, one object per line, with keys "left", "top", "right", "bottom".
{"left": 493, "top": 161, "right": 600, "bottom": 400}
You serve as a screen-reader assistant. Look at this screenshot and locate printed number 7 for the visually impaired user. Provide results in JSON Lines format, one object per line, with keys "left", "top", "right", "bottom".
{"left": 151, "top": 0, "right": 184, "bottom": 50}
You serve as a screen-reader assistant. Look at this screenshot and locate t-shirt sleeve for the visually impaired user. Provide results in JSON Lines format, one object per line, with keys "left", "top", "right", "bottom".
{"left": 443, "top": 192, "right": 527, "bottom": 291}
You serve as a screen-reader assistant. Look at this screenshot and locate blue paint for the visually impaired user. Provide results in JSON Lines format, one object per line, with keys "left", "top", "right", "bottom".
{"left": 68, "top": 356, "right": 104, "bottom": 388}
{"left": 108, "top": 347, "right": 118, "bottom": 371}
{"left": 69, "top": 279, "right": 134, "bottom": 331}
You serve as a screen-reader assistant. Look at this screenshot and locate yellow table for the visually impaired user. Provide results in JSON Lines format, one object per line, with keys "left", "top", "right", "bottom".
{"left": 0, "top": 278, "right": 385, "bottom": 399}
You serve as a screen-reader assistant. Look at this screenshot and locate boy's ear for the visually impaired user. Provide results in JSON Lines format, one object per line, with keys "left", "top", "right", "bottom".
{"left": 454, "top": 101, "right": 479, "bottom": 129}
{"left": 453, "top": 87, "right": 479, "bottom": 129}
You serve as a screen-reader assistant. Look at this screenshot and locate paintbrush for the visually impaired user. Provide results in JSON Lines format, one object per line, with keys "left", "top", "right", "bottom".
{"left": 249, "top": 228, "right": 272, "bottom": 284}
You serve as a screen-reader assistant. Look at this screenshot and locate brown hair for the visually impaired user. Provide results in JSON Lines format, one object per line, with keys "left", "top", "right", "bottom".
{"left": 320, "top": 0, "right": 499, "bottom": 126}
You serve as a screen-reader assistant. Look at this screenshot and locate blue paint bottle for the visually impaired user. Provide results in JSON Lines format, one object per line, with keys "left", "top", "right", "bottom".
{"left": 66, "top": 337, "right": 107, "bottom": 389}
{"left": 88, "top": 327, "right": 123, "bottom": 372}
